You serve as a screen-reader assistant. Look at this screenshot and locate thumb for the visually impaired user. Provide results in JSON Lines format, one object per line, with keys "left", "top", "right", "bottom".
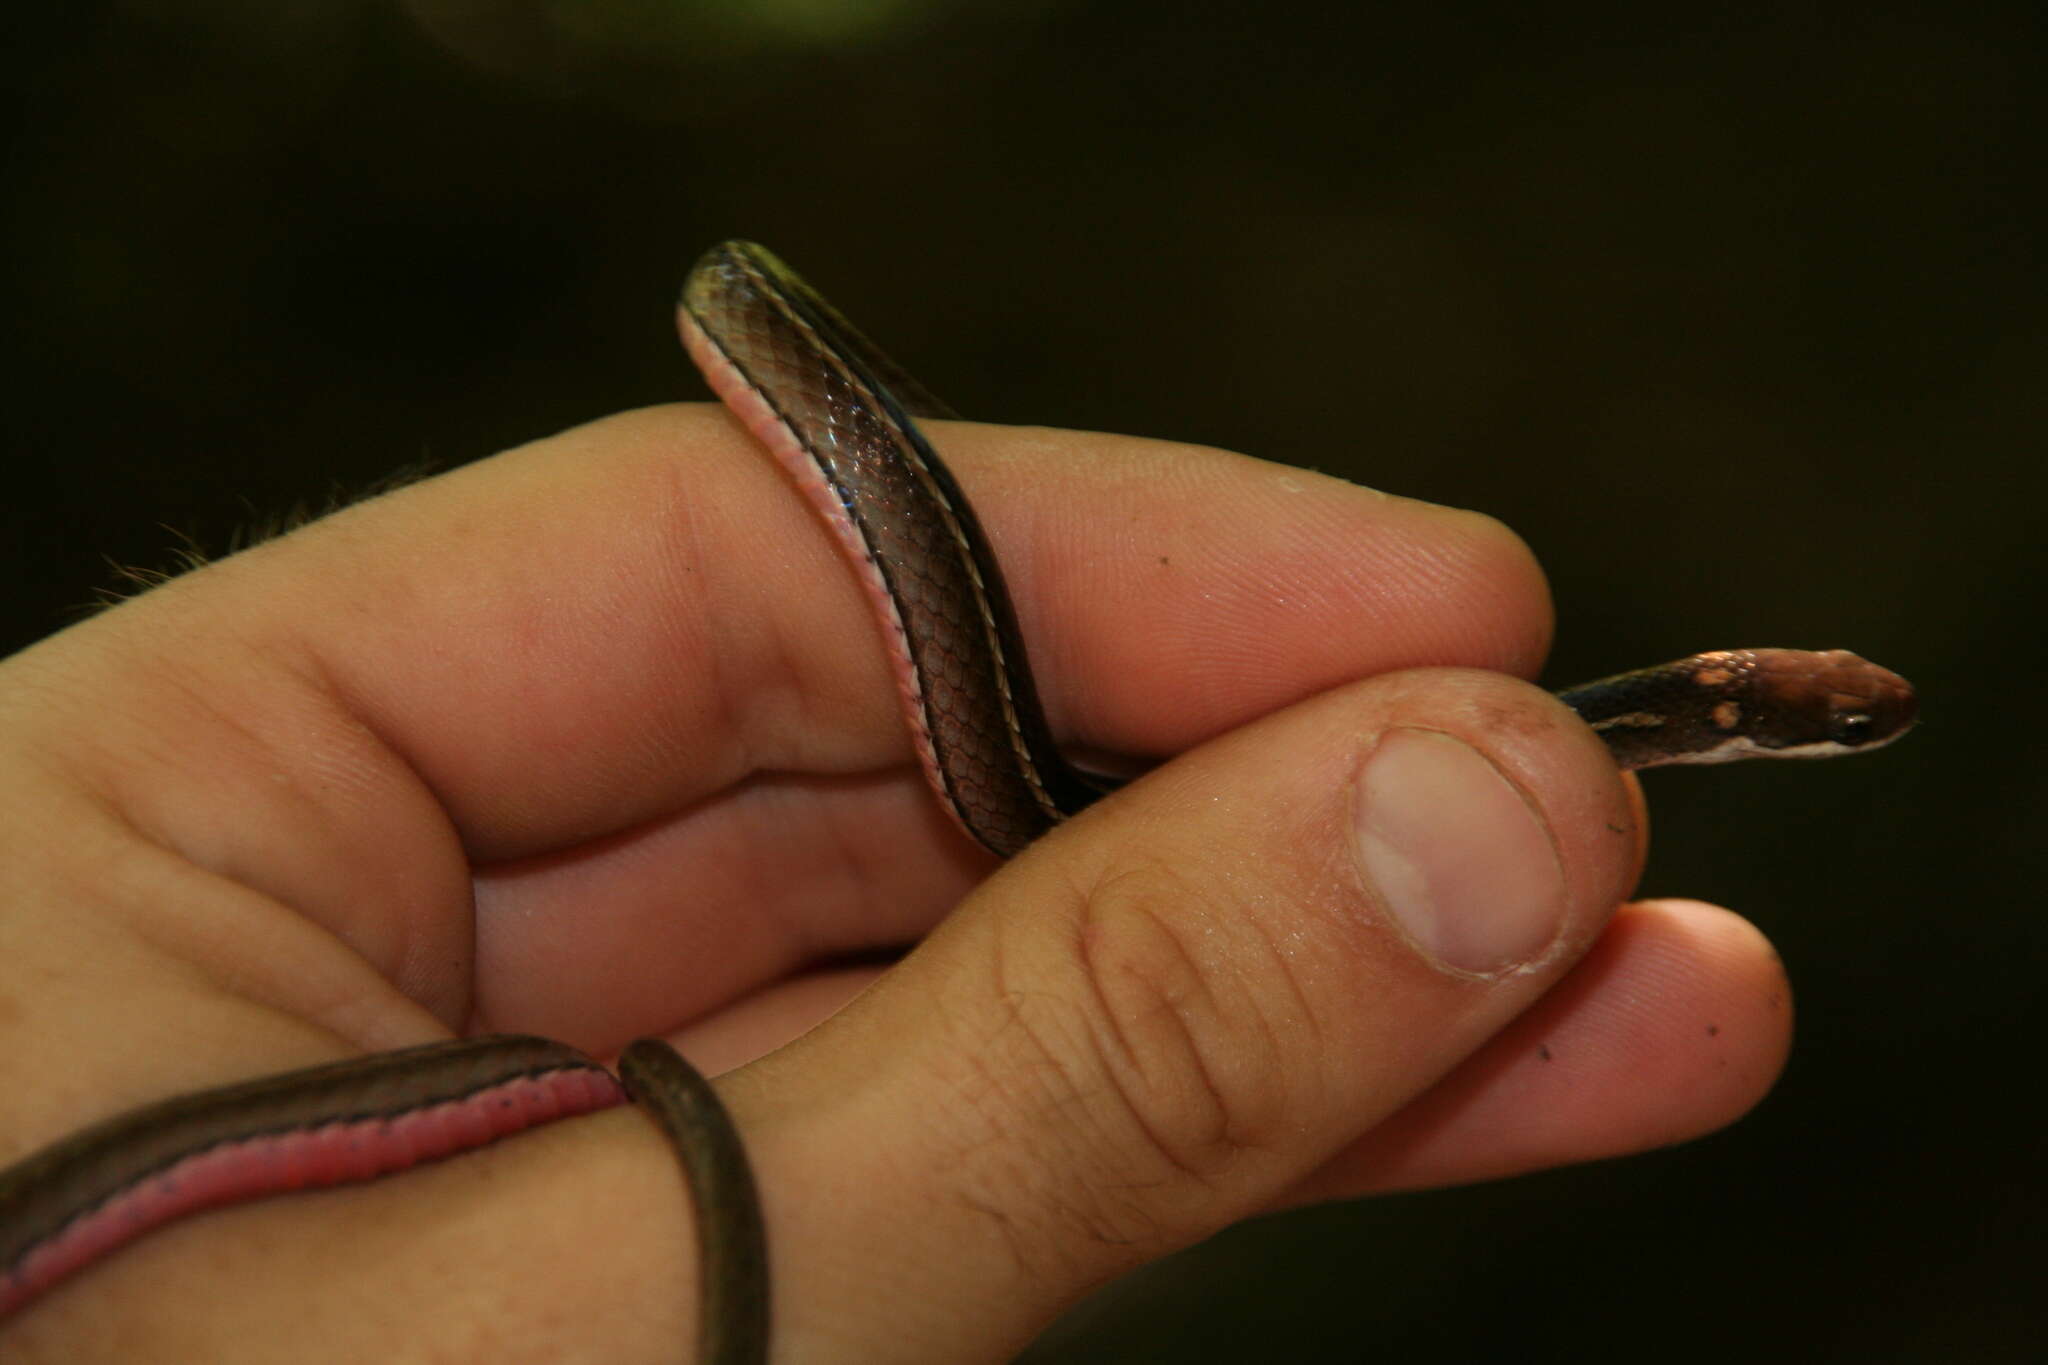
{"left": 725, "top": 665, "right": 1643, "bottom": 1363}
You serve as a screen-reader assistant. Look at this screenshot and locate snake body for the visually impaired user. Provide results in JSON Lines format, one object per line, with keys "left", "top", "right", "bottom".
{"left": 0, "top": 242, "right": 1916, "bottom": 1350}
{"left": 680, "top": 241, "right": 1916, "bottom": 853}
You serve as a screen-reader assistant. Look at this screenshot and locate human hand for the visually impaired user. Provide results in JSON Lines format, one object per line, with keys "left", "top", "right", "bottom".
{"left": 0, "top": 407, "right": 1788, "bottom": 1361}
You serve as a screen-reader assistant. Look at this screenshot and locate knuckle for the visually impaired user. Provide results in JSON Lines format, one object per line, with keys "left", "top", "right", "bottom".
{"left": 940, "top": 854, "right": 1320, "bottom": 1273}
{"left": 1068, "top": 858, "right": 1303, "bottom": 1173}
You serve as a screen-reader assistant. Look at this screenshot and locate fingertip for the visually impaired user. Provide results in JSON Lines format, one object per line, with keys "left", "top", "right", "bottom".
{"left": 931, "top": 426, "right": 1557, "bottom": 753}
{"left": 1291, "top": 896, "right": 1795, "bottom": 1199}
{"left": 1545, "top": 897, "right": 1796, "bottom": 1151}
{"left": 1621, "top": 896, "right": 1795, "bottom": 1101}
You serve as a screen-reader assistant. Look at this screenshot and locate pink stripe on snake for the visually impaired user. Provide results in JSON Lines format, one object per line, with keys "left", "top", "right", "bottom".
{"left": 0, "top": 1065, "right": 623, "bottom": 1318}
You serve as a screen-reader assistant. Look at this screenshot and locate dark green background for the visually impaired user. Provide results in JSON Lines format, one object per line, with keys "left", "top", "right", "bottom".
{"left": 5, "top": 3, "right": 2040, "bottom": 1359}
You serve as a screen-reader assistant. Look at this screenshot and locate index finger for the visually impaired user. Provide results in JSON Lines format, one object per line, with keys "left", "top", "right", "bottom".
{"left": 5, "top": 400, "right": 1555, "bottom": 1074}
{"left": 268, "top": 405, "right": 1553, "bottom": 862}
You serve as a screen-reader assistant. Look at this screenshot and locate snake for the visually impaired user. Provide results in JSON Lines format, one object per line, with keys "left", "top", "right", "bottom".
{"left": 0, "top": 241, "right": 1918, "bottom": 1358}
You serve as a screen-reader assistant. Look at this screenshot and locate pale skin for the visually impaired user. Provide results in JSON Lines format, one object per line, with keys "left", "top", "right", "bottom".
{"left": 0, "top": 407, "right": 1791, "bottom": 1362}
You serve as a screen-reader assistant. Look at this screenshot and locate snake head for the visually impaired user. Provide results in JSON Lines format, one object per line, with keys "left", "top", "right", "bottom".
{"left": 1559, "top": 647, "right": 1918, "bottom": 769}
{"left": 1740, "top": 648, "right": 1918, "bottom": 758}
{"left": 1670, "top": 648, "right": 1919, "bottom": 763}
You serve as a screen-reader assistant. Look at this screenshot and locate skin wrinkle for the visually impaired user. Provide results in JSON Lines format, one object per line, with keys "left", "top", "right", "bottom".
{"left": 772, "top": 794, "right": 863, "bottom": 968}
{"left": 84, "top": 578, "right": 475, "bottom": 1025}
{"left": 66, "top": 808, "right": 394, "bottom": 1061}
{"left": 750, "top": 565, "right": 896, "bottom": 794}
{"left": 1066, "top": 859, "right": 1282, "bottom": 1203}
{"left": 948, "top": 1182, "right": 1035, "bottom": 1291}
{"left": 1155, "top": 810, "right": 1349, "bottom": 1120}
{"left": 936, "top": 1004, "right": 1099, "bottom": 1285}
{"left": 933, "top": 906, "right": 1175, "bottom": 1282}
{"left": 1072, "top": 897, "right": 1219, "bottom": 1190}
{"left": 766, "top": 772, "right": 946, "bottom": 951}
{"left": 87, "top": 634, "right": 270, "bottom": 815}
{"left": 126, "top": 569, "right": 530, "bottom": 1047}
{"left": 780, "top": 792, "right": 947, "bottom": 972}
{"left": 690, "top": 784, "right": 818, "bottom": 984}
{"left": 1048, "top": 1055, "right": 1179, "bottom": 1268}
{"left": 280, "top": 639, "right": 475, "bottom": 1016}
{"left": 473, "top": 778, "right": 864, "bottom": 1045}
{"left": 1217, "top": 821, "right": 1346, "bottom": 1064}
{"left": 1043, "top": 1012, "right": 1177, "bottom": 1254}
{"left": 807, "top": 783, "right": 922, "bottom": 952}
{"left": 664, "top": 476, "right": 768, "bottom": 808}
{"left": 674, "top": 794, "right": 882, "bottom": 994}
{"left": 1220, "top": 899, "right": 1326, "bottom": 1122}
{"left": 641, "top": 459, "right": 948, "bottom": 971}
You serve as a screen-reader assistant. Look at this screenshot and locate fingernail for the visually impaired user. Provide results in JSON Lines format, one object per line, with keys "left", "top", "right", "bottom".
{"left": 1352, "top": 728, "right": 1565, "bottom": 975}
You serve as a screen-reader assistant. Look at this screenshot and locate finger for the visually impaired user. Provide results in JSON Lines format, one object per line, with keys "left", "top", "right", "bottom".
{"left": 1282, "top": 898, "right": 1793, "bottom": 1201}
{"left": 80, "top": 406, "right": 1546, "bottom": 860}
{"left": 718, "top": 667, "right": 1651, "bottom": 1362}
{"left": 23, "top": 407, "right": 1549, "bottom": 1036}
{"left": 469, "top": 414, "right": 1552, "bottom": 1042}
{"left": 925, "top": 421, "right": 1553, "bottom": 755}
{"left": 466, "top": 774, "right": 964, "bottom": 1046}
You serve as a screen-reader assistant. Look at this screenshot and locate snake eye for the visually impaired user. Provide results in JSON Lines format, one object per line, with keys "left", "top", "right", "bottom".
{"left": 1829, "top": 711, "right": 1877, "bottom": 746}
